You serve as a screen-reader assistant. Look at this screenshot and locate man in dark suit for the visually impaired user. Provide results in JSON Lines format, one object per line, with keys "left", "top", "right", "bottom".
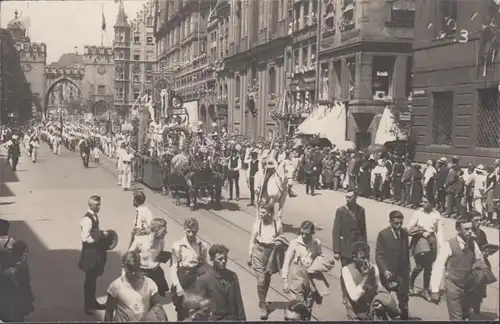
{"left": 375, "top": 210, "right": 410, "bottom": 320}
{"left": 332, "top": 190, "right": 367, "bottom": 267}
{"left": 79, "top": 137, "right": 91, "bottom": 168}
{"left": 194, "top": 244, "right": 246, "bottom": 321}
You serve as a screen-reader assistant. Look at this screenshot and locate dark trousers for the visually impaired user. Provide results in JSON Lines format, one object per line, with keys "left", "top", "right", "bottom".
{"left": 393, "top": 177, "right": 402, "bottom": 201}
{"left": 305, "top": 176, "right": 315, "bottom": 195}
{"left": 446, "top": 193, "right": 456, "bottom": 216}
{"left": 390, "top": 274, "right": 409, "bottom": 320}
{"left": 84, "top": 270, "right": 99, "bottom": 308}
{"left": 249, "top": 176, "right": 255, "bottom": 204}
{"left": 228, "top": 172, "right": 240, "bottom": 199}
{"left": 455, "top": 196, "right": 466, "bottom": 216}
{"left": 425, "top": 180, "right": 435, "bottom": 205}
{"left": 10, "top": 155, "right": 19, "bottom": 171}
{"left": 410, "top": 234, "right": 437, "bottom": 291}
{"left": 402, "top": 183, "right": 411, "bottom": 204}
{"left": 82, "top": 152, "right": 90, "bottom": 167}
{"left": 436, "top": 189, "right": 446, "bottom": 211}
{"left": 143, "top": 266, "right": 169, "bottom": 297}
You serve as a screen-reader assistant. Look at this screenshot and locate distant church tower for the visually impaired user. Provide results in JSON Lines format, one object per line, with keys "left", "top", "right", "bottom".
{"left": 113, "top": 0, "right": 131, "bottom": 119}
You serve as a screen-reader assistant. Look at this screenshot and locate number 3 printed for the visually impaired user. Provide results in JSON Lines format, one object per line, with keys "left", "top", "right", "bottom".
{"left": 458, "top": 29, "right": 468, "bottom": 43}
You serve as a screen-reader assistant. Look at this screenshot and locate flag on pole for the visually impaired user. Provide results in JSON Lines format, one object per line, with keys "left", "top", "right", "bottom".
{"left": 101, "top": 6, "right": 106, "bottom": 31}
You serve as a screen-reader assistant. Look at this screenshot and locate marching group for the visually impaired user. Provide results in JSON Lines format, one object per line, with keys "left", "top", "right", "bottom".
{"left": 0, "top": 120, "right": 499, "bottom": 322}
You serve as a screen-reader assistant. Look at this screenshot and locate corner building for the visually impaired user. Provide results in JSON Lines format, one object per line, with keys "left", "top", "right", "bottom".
{"left": 412, "top": 0, "right": 500, "bottom": 164}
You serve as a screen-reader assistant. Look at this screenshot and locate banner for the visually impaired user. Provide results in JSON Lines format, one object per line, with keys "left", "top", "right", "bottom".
{"left": 183, "top": 100, "right": 199, "bottom": 130}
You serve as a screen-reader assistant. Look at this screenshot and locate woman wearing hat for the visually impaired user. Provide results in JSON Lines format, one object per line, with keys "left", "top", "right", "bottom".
{"left": 247, "top": 205, "right": 283, "bottom": 319}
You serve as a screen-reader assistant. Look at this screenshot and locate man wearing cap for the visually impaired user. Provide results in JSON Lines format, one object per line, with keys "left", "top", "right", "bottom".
{"left": 246, "top": 150, "right": 260, "bottom": 206}
{"left": 78, "top": 195, "right": 109, "bottom": 314}
{"left": 444, "top": 157, "right": 461, "bottom": 217}
{"left": 227, "top": 148, "right": 241, "bottom": 201}
{"left": 429, "top": 215, "right": 484, "bottom": 320}
{"left": 375, "top": 211, "right": 410, "bottom": 320}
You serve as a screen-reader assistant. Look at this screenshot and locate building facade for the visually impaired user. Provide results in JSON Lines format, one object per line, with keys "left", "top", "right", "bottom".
{"left": 2, "top": 11, "right": 47, "bottom": 121}
{"left": 154, "top": 0, "right": 414, "bottom": 142}
{"left": 412, "top": 0, "right": 500, "bottom": 164}
{"left": 155, "top": 0, "right": 225, "bottom": 131}
{"left": 113, "top": 0, "right": 157, "bottom": 120}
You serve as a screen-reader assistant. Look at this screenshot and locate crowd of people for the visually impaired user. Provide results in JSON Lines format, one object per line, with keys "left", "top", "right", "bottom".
{"left": 0, "top": 117, "right": 499, "bottom": 322}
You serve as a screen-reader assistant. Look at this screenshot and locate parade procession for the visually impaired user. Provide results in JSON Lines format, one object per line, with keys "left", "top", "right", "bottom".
{"left": 1, "top": 0, "right": 500, "bottom": 322}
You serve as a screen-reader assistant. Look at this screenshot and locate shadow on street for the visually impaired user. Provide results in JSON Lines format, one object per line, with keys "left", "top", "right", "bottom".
{"left": 8, "top": 220, "right": 123, "bottom": 322}
{"left": 0, "top": 153, "right": 18, "bottom": 198}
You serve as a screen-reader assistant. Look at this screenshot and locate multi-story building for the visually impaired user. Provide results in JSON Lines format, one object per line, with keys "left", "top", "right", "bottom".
{"left": 2, "top": 10, "right": 47, "bottom": 121}
{"left": 113, "top": 0, "right": 157, "bottom": 120}
{"left": 412, "top": 0, "right": 500, "bottom": 164}
{"left": 315, "top": 0, "right": 414, "bottom": 149}
{"left": 155, "top": 0, "right": 225, "bottom": 131}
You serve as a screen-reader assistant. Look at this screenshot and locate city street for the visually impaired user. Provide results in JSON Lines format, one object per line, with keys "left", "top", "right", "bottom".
{"left": 0, "top": 143, "right": 498, "bottom": 321}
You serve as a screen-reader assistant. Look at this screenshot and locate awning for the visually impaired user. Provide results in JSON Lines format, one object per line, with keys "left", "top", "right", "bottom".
{"left": 374, "top": 107, "right": 408, "bottom": 144}
{"left": 296, "top": 103, "right": 355, "bottom": 149}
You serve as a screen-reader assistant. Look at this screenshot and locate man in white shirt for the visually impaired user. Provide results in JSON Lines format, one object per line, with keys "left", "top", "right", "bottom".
{"left": 407, "top": 202, "right": 444, "bottom": 299}
{"left": 121, "top": 145, "right": 134, "bottom": 190}
{"left": 341, "top": 241, "right": 384, "bottom": 320}
{"left": 129, "top": 191, "right": 154, "bottom": 248}
{"left": 423, "top": 160, "right": 437, "bottom": 205}
{"left": 429, "top": 216, "right": 484, "bottom": 320}
{"left": 371, "top": 160, "right": 388, "bottom": 201}
{"left": 227, "top": 148, "right": 242, "bottom": 200}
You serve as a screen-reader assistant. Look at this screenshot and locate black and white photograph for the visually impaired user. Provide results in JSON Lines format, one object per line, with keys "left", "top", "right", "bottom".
{"left": 0, "top": 0, "right": 499, "bottom": 321}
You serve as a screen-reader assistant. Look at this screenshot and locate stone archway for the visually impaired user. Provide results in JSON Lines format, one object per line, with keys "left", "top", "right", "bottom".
{"left": 44, "top": 76, "right": 83, "bottom": 116}
{"left": 92, "top": 100, "right": 111, "bottom": 116}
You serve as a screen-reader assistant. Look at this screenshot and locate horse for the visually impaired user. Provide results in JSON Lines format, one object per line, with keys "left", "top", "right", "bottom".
{"left": 254, "top": 159, "right": 296, "bottom": 221}
{"left": 169, "top": 153, "right": 191, "bottom": 207}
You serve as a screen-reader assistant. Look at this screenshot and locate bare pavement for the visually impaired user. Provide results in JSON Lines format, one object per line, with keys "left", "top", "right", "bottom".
{"left": 0, "top": 143, "right": 498, "bottom": 321}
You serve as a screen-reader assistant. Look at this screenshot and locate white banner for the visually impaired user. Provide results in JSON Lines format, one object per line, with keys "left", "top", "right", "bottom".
{"left": 183, "top": 100, "right": 199, "bottom": 130}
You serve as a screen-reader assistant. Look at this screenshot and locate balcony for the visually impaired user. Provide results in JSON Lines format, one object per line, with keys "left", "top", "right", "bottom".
{"left": 271, "top": 20, "right": 288, "bottom": 40}
{"left": 113, "top": 41, "right": 129, "bottom": 48}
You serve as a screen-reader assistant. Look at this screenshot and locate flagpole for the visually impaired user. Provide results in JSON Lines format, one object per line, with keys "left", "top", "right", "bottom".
{"left": 101, "top": 4, "right": 105, "bottom": 46}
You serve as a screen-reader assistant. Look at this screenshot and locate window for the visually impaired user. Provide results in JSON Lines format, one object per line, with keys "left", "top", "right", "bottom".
{"left": 134, "top": 32, "right": 140, "bottom": 43}
{"left": 437, "top": 0, "right": 457, "bottom": 39}
{"left": 319, "top": 63, "right": 329, "bottom": 100}
{"left": 133, "top": 88, "right": 141, "bottom": 99}
{"left": 324, "top": 2, "right": 335, "bottom": 31}
{"left": 341, "top": 0, "right": 355, "bottom": 32}
{"left": 147, "top": 33, "right": 154, "bottom": 44}
{"left": 97, "top": 85, "right": 106, "bottom": 95}
{"left": 115, "top": 87, "right": 124, "bottom": 100}
{"left": 134, "top": 54, "right": 140, "bottom": 61}
{"left": 147, "top": 16, "right": 153, "bottom": 27}
{"left": 235, "top": 76, "right": 241, "bottom": 99}
{"left": 477, "top": 88, "right": 500, "bottom": 148}
{"left": 268, "top": 68, "right": 276, "bottom": 96}
{"left": 388, "top": 0, "right": 415, "bottom": 28}
{"left": 346, "top": 57, "right": 355, "bottom": 99}
{"left": 146, "top": 51, "right": 154, "bottom": 61}
{"left": 302, "top": 47, "right": 308, "bottom": 66}
{"left": 432, "top": 91, "right": 453, "bottom": 145}
{"left": 371, "top": 56, "right": 395, "bottom": 99}
{"left": 146, "top": 74, "right": 152, "bottom": 83}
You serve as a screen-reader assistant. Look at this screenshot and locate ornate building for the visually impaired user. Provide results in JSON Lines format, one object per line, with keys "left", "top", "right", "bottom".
{"left": 154, "top": 0, "right": 224, "bottom": 130}
{"left": 316, "top": 0, "right": 414, "bottom": 149}
{"left": 1, "top": 10, "right": 47, "bottom": 121}
{"left": 412, "top": 0, "right": 500, "bottom": 164}
{"left": 113, "top": 0, "right": 157, "bottom": 120}
{"left": 2, "top": 10, "right": 115, "bottom": 119}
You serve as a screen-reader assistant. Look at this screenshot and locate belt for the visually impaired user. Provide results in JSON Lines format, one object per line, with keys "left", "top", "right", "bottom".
{"left": 123, "top": 161, "right": 131, "bottom": 164}
{"left": 256, "top": 240, "right": 274, "bottom": 248}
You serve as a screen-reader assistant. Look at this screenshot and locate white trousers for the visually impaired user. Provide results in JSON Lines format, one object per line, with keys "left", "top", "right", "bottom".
{"left": 122, "top": 164, "right": 132, "bottom": 189}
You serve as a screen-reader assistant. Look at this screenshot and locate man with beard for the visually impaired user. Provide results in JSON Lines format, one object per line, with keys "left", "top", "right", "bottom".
{"left": 375, "top": 211, "right": 410, "bottom": 320}
{"left": 429, "top": 215, "right": 484, "bottom": 320}
{"left": 332, "top": 191, "right": 367, "bottom": 267}
{"left": 194, "top": 244, "right": 246, "bottom": 321}
{"left": 170, "top": 218, "right": 208, "bottom": 321}
{"left": 341, "top": 241, "right": 384, "bottom": 320}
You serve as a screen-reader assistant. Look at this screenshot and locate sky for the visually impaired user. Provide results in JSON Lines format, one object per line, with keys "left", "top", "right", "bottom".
{"left": 1, "top": 0, "right": 148, "bottom": 64}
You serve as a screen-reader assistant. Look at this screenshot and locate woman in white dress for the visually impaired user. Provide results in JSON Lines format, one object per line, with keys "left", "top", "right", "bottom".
{"left": 104, "top": 251, "right": 161, "bottom": 322}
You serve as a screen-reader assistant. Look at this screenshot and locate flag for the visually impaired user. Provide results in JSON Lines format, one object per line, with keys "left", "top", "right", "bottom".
{"left": 101, "top": 8, "right": 106, "bottom": 31}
